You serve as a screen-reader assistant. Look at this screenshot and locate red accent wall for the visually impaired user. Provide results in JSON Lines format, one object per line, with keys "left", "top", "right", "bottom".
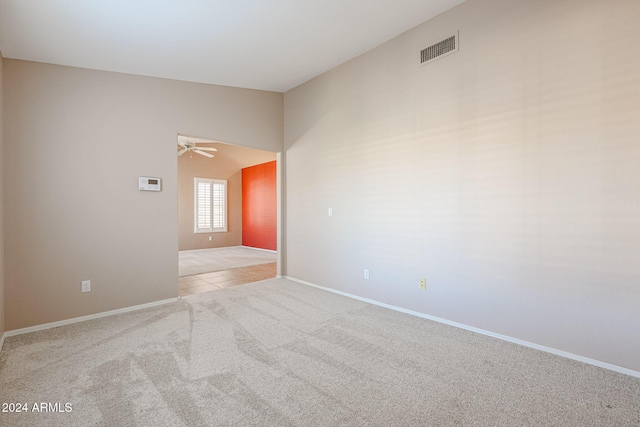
{"left": 242, "top": 161, "right": 276, "bottom": 250}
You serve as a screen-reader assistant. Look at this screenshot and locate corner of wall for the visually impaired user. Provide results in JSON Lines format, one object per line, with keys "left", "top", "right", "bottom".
{"left": 0, "top": 50, "right": 5, "bottom": 343}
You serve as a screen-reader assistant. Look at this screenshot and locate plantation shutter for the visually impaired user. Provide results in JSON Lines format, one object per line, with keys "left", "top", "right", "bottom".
{"left": 194, "top": 178, "right": 227, "bottom": 233}
{"left": 196, "top": 180, "right": 212, "bottom": 231}
{"left": 212, "top": 182, "right": 226, "bottom": 230}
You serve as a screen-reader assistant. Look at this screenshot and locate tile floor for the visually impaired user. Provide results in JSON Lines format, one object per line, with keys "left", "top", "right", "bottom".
{"left": 178, "top": 262, "right": 277, "bottom": 297}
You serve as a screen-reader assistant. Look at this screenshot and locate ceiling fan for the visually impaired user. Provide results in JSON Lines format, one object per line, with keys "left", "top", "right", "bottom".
{"left": 177, "top": 137, "right": 218, "bottom": 158}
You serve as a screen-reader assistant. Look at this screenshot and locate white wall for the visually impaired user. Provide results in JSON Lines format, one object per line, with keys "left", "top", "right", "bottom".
{"left": 284, "top": 0, "right": 640, "bottom": 371}
{"left": 4, "top": 60, "right": 283, "bottom": 330}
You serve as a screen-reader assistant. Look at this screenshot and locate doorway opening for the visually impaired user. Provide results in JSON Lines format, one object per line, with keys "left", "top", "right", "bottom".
{"left": 177, "top": 134, "right": 279, "bottom": 297}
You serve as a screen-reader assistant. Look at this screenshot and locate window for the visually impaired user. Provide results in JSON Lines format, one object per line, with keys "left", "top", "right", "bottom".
{"left": 194, "top": 178, "right": 227, "bottom": 233}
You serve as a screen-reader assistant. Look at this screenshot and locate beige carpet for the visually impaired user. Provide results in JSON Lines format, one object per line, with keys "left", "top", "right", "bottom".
{"left": 179, "top": 246, "right": 276, "bottom": 277}
{"left": 1, "top": 278, "right": 639, "bottom": 426}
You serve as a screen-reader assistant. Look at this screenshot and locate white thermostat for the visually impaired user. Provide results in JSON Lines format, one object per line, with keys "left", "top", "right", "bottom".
{"left": 139, "top": 176, "right": 162, "bottom": 191}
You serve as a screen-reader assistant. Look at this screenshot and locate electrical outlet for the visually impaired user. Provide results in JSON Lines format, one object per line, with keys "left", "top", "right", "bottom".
{"left": 81, "top": 280, "right": 91, "bottom": 293}
{"left": 208, "top": 236, "right": 212, "bottom": 241}
{"left": 328, "top": 207, "right": 333, "bottom": 217}
{"left": 364, "top": 269, "right": 369, "bottom": 279}
{"left": 419, "top": 278, "right": 426, "bottom": 290}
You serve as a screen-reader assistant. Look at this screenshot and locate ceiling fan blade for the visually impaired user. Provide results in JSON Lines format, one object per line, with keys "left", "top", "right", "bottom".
{"left": 178, "top": 148, "right": 187, "bottom": 156}
{"left": 193, "top": 149, "right": 214, "bottom": 158}
{"left": 194, "top": 147, "right": 217, "bottom": 151}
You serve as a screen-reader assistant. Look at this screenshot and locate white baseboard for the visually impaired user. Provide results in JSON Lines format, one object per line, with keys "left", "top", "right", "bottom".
{"left": 2, "top": 298, "right": 179, "bottom": 344}
{"left": 241, "top": 245, "right": 277, "bottom": 254}
{"left": 0, "top": 332, "right": 5, "bottom": 351}
{"left": 285, "top": 276, "right": 640, "bottom": 379}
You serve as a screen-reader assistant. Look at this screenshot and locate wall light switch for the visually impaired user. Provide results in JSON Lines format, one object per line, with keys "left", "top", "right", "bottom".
{"left": 328, "top": 207, "right": 333, "bottom": 217}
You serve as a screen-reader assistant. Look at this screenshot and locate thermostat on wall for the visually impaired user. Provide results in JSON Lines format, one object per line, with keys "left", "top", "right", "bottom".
{"left": 139, "top": 176, "right": 162, "bottom": 191}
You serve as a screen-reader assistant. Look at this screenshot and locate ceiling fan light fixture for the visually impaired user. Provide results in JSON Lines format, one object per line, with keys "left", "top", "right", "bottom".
{"left": 177, "top": 136, "right": 218, "bottom": 158}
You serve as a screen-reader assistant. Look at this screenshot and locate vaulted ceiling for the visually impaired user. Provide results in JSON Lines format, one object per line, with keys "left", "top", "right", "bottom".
{"left": 0, "top": 0, "right": 465, "bottom": 92}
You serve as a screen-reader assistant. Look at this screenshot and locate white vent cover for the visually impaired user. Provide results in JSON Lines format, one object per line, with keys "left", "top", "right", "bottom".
{"left": 419, "top": 32, "right": 458, "bottom": 66}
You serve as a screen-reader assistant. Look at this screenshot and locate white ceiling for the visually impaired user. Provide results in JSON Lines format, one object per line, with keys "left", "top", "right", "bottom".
{"left": 0, "top": 0, "right": 465, "bottom": 93}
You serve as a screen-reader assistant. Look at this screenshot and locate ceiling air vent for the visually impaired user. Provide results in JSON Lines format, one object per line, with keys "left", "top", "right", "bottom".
{"left": 419, "top": 32, "right": 458, "bottom": 66}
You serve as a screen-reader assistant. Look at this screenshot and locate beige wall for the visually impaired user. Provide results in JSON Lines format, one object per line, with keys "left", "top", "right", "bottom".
{"left": 4, "top": 60, "right": 283, "bottom": 330}
{"left": 178, "top": 143, "right": 275, "bottom": 251}
{"left": 284, "top": 0, "right": 640, "bottom": 371}
{"left": 0, "top": 52, "right": 4, "bottom": 338}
